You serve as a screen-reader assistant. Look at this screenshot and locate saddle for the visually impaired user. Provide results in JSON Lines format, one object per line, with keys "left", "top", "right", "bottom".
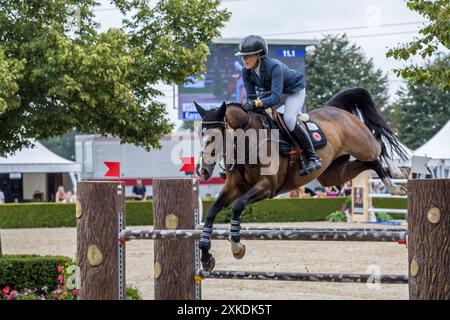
{"left": 256, "top": 109, "right": 327, "bottom": 157}
{"left": 256, "top": 109, "right": 328, "bottom": 194}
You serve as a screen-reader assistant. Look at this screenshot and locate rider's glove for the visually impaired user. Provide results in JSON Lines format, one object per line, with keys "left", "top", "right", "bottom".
{"left": 242, "top": 100, "right": 256, "bottom": 111}
{"left": 243, "top": 100, "right": 263, "bottom": 112}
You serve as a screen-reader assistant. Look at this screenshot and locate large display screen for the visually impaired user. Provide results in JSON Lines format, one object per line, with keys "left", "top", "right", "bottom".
{"left": 178, "top": 42, "right": 307, "bottom": 120}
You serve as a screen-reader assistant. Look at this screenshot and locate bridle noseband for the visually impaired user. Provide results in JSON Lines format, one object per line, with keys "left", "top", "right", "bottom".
{"left": 200, "top": 111, "right": 251, "bottom": 172}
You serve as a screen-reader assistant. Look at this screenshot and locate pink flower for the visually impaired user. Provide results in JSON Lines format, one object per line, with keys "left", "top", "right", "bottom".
{"left": 7, "top": 295, "right": 13, "bottom": 300}
{"left": 2, "top": 287, "right": 10, "bottom": 294}
{"left": 11, "top": 290, "right": 18, "bottom": 296}
{"left": 72, "top": 290, "right": 78, "bottom": 296}
{"left": 57, "top": 265, "right": 63, "bottom": 273}
{"left": 58, "top": 275, "right": 63, "bottom": 284}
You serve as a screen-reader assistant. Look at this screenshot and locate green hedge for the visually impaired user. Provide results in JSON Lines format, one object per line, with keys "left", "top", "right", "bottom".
{"left": 372, "top": 198, "right": 407, "bottom": 220}
{"left": 0, "top": 201, "right": 154, "bottom": 229}
{"left": 0, "top": 255, "right": 70, "bottom": 291}
{"left": 0, "top": 197, "right": 407, "bottom": 229}
{"left": 203, "top": 197, "right": 349, "bottom": 223}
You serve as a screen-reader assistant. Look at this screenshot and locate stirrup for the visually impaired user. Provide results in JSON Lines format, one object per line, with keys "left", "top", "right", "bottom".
{"left": 299, "top": 159, "right": 322, "bottom": 176}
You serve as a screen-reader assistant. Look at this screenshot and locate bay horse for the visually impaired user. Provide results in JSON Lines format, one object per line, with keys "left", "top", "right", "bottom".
{"left": 194, "top": 87, "right": 408, "bottom": 271}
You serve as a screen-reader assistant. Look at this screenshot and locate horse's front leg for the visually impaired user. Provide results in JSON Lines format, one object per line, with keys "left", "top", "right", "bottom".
{"left": 229, "top": 179, "right": 272, "bottom": 259}
{"left": 200, "top": 185, "right": 240, "bottom": 271}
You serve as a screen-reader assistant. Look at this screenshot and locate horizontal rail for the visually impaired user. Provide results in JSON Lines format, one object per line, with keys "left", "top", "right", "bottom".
{"left": 197, "top": 270, "right": 409, "bottom": 284}
{"left": 369, "top": 194, "right": 407, "bottom": 199}
{"left": 198, "top": 226, "right": 407, "bottom": 233}
{"left": 369, "top": 179, "right": 408, "bottom": 184}
{"left": 120, "top": 229, "right": 405, "bottom": 242}
{"left": 368, "top": 208, "right": 408, "bottom": 214}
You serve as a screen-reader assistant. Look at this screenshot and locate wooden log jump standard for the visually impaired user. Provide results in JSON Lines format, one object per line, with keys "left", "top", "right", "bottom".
{"left": 153, "top": 178, "right": 200, "bottom": 300}
{"left": 77, "top": 181, "right": 125, "bottom": 300}
{"left": 408, "top": 179, "right": 450, "bottom": 300}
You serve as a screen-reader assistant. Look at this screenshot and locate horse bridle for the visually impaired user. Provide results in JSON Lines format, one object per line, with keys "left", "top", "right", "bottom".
{"left": 200, "top": 113, "right": 252, "bottom": 172}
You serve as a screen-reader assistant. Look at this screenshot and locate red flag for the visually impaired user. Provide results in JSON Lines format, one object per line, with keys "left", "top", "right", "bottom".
{"left": 104, "top": 161, "right": 120, "bottom": 178}
{"left": 179, "top": 156, "right": 195, "bottom": 173}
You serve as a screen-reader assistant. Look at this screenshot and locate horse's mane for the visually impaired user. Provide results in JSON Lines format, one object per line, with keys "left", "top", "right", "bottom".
{"left": 225, "top": 102, "right": 242, "bottom": 108}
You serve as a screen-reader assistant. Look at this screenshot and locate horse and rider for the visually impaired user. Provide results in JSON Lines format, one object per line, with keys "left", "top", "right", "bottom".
{"left": 194, "top": 35, "right": 408, "bottom": 271}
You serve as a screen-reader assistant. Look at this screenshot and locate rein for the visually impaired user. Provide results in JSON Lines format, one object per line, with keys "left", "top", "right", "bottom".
{"left": 201, "top": 109, "right": 253, "bottom": 173}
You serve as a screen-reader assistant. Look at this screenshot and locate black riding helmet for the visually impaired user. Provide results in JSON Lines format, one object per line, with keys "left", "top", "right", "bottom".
{"left": 234, "top": 35, "right": 268, "bottom": 57}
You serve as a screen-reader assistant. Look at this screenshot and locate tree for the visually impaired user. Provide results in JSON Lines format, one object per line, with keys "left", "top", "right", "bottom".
{"left": 306, "top": 34, "right": 389, "bottom": 110}
{"left": 40, "top": 129, "right": 78, "bottom": 161}
{"left": 180, "top": 120, "right": 195, "bottom": 132}
{"left": 384, "top": 54, "right": 450, "bottom": 150}
{"left": 386, "top": 0, "right": 450, "bottom": 90}
{"left": 0, "top": 0, "right": 230, "bottom": 156}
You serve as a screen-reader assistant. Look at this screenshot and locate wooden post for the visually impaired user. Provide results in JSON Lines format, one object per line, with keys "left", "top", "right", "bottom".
{"left": 408, "top": 179, "right": 450, "bottom": 300}
{"left": 77, "top": 181, "right": 125, "bottom": 300}
{"left": 154, "top": 178, "right": 200, "bottom": 300}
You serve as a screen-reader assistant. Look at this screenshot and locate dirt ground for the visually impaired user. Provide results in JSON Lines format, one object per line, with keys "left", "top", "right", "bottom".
{"left": 1, "top": 222, "right": 408, "bottom": 300}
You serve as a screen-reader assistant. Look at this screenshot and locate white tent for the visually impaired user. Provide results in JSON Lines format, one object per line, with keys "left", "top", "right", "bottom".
{"left": 0, "top": 140, "right": 80, "bottom": 173}
{"left": 414, "top": 120, "right": 450, "bottom": 178}
{"left": 0, "top": 140, "right": 81, "bottom": 201}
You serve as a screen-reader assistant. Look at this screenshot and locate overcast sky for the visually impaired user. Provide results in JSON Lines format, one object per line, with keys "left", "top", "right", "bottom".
{"left": 94, "top": 0, "right": 433, "bottom": 127}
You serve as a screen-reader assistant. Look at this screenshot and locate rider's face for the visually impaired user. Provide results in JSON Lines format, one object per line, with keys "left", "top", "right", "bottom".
{"left": 242, "top": 54, "right": 259, "bottom": 69}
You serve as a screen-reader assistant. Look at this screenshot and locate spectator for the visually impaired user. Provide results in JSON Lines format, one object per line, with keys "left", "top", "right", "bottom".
{"left": 0, "top": 188, "right": 5, "bottom": 204}
{"left": 32, "top": 190, "right": 44, "bottom": 202}
{"left": 314, "top": 184, "right": 327, "bottom": 197}
{"left": 339, "top": 182, "right": 352, "bottom": 196}
{"left": 55, "top": 186, "right": 67, "bottom": 203}
{"left": 66, "top": 191, "right": 77, "bottom": 203}
{"left": 132, "top": 178, "right": 147, "bottom": 201}
{"left": 288, "top": 189, "right": 299, "bottom": 197}
{"left": 204, "top": 193, "right": 213, "bottom": 200}
{"left": 326, "top": 186, "right": 339, "bottom": 197}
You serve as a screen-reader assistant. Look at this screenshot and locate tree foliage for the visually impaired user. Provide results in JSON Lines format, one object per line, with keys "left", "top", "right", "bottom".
{"left": 384, "top": 54, "right": 450, "bottom": 150}
{"left": 0, "top": 0, "right": 230, "bottom": 156}
{"left": 386, "top": 0, "right": 450, "bottom": 90}
{"left": 306, "top": 34, "right": 389, "bottom": 110}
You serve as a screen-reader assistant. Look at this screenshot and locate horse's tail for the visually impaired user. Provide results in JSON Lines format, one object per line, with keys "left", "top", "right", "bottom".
{"left": 326, "top": 87, "right": 408, "bottom": 162}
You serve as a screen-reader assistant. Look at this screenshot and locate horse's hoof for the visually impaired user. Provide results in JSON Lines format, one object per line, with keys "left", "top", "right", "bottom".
{"left": 202, "top": 256, "right": 215, "bottom": 271}
{"left": 231, "top": 241, "right": 246, "bottom": 260}
{"left": 390, "top": 184, "right": 407, "bottom": 196}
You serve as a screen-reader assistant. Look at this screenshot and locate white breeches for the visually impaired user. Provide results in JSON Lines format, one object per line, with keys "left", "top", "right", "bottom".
{"left": 276, "top": 89, "right": 306, "bottom": 131}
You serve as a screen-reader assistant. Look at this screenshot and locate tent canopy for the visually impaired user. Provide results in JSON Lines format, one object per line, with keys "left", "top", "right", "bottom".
{"left": 0, "top": 140, "right": 80, "bottom": 173}
{"left": 415, "top": 120, "right": 450, "bottom": 159}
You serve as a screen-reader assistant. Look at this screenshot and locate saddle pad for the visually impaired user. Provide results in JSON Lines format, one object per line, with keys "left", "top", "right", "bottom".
{"left": 257, "top": 111, "right": 327, "bottom": 156}
{"left": 305, "top": 121, "right": 327, "bottom": 149}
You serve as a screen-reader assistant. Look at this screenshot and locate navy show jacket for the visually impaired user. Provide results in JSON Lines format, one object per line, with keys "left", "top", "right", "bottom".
{"left": 242, "top": 57, "right": 306, "bottom": 108}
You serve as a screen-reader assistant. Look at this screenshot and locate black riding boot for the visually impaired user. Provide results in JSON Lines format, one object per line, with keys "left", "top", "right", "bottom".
{"left": 290, "top": 124, "right": 322, "bottom": 176}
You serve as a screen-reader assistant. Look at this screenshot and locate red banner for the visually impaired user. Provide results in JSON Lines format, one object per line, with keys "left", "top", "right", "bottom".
{"left": 179, "top": 157, "right": 195, "bottom": 173}
{"left": 104, "top": 161, "right": 121, "bottom": 178}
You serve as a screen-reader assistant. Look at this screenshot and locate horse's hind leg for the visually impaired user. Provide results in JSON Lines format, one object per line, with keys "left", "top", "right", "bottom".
{"left": 385, "top": 157, "right": 409, "bottom": 179}
{"left": 371, "top": 160, "right": 407, "bottom": 196}
{"left": 317, "top": 156, "right": 372, "bottom": 187}
{"left": 318, "top": 156, "right": 407, "bottom": 196}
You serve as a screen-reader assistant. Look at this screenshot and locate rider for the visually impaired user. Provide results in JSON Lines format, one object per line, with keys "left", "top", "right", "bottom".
{"left": 235, "top": 35, "right": 321, "bottom": 175}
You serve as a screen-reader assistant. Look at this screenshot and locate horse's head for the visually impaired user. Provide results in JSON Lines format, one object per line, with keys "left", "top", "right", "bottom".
{"left": 194, "top": 101, "right": 227, "bottom": 181}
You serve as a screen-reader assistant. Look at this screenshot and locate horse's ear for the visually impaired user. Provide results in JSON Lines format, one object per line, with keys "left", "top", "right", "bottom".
{"left": 217, "top": 101, "right": 227, "bottom": 119}
{"left": 194, "top": 101, "right": 207, "bottom": 117}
